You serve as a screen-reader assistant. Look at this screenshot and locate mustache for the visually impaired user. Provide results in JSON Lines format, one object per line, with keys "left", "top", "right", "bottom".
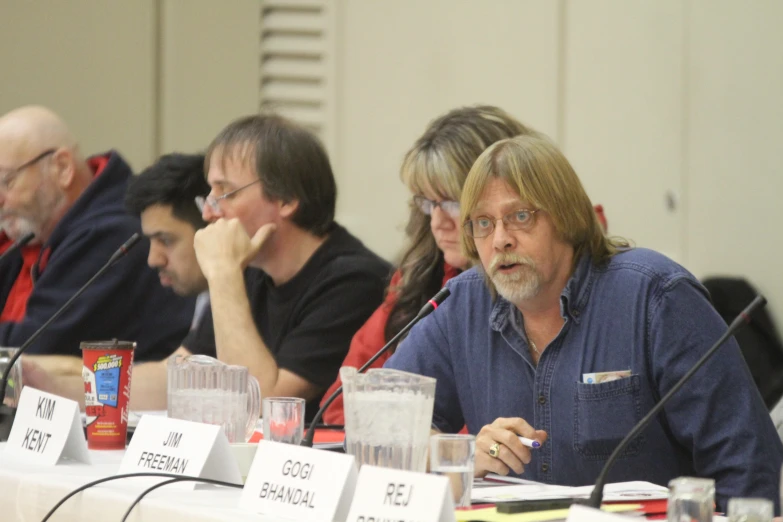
{"left": 489, "top": 254, "right": 535, "bottom": 275}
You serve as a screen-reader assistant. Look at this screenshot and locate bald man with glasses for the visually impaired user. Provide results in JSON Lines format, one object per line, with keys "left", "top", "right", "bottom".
{"left": 0, "top": 105, "right": 194, "bottom": 364}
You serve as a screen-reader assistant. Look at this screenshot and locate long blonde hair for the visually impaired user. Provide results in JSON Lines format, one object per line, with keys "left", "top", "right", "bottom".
{"left": 460, "top": 135, "right": 628, "bottom": 270}
{"left": 385, "top": 106, "right": 537, "bottom": 345}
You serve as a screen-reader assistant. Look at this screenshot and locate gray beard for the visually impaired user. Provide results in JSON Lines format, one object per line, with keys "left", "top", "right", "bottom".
{"left": 492, "top": 269, "right": 542, "bottom": 304}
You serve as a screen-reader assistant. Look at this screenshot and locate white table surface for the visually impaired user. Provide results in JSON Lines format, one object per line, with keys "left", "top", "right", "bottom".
{"left": 0, "top": 443, "right": 279, "bottom": 522}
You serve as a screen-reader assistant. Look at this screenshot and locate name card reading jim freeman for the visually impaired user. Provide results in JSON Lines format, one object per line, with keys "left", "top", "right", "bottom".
{"left": 119, "top": 415, "right": 240, "bottom": 487}
{"left": 135, "top": 429, "right": 190, "bottom": 473}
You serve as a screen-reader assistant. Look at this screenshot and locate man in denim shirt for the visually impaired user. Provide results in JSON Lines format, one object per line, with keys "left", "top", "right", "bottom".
{"left": 385, "top": 135, "right": 783, "bottom": 510}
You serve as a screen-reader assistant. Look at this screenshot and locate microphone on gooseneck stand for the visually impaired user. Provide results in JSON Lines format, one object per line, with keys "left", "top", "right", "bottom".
{"left": 300, "top": 287, "right": 451, "bottom": 448}
{"left": 580, "top": 294, "right": 767, "bottom": 509}
{"left": 0, "top": 233, "right": 142, "bottom": 441}
{"left": 0, "top": 232, "right": 36, "bottom": 265}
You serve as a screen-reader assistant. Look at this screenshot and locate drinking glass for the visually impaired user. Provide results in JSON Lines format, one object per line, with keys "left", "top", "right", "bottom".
{"left": 668, "top": 477, "right": 715, "bottom": 522}
{"left": 727, "top": 498, "right": 773, "bottom": 522}
{"left": 429, "top": 433, "right": 475, "bottom": 507}
{"left": 0, "top": 347, "right": 22, "bottom": 407}
{"left": 262, "top": 397, "right": 305, "bottom": 444}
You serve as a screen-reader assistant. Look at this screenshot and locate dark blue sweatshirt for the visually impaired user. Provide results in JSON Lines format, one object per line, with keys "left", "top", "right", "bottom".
{"left": 0, "top": 151, "right": 194, "bottom": 362}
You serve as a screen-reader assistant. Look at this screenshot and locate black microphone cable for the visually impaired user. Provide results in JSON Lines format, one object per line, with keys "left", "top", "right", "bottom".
{"left": 119, "top": 476, "right": 242, "bottom": 522}
{"left": 121, "top": 478, "right": 183, "bottom": 521}
{"left": 39, "top": 472, "right": 242, "bottom": 522}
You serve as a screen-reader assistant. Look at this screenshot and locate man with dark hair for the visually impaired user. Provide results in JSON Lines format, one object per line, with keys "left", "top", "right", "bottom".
{"left": 126, "top": 153, "right": 210, "bottom": 299}
{"left": 190, "top": 113, "right": 391, "bottom": 421}
{"left": 23, "top": 152, "right": 211, "bottom": 410}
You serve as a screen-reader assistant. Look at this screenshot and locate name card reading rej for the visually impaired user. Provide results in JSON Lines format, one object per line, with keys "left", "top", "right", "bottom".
{"left": 345, "top": 465, "right": 456, "bottom": 522}
{"left": 239, "top": 440, "right": 357, "bottom": 522}
{"left": 119, "top": 415, "right": 241, "bottom": 487}
{"left": 4, "top": 387, "right": 90, "bottom": 466}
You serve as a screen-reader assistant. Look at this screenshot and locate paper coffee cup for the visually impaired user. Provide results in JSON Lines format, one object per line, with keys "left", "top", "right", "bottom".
{"left": 81, "top": 340, "right": 135, "bottom": 450}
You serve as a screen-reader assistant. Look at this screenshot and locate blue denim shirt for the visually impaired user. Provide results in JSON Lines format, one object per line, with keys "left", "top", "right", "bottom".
{"left": 385, "top": 248, "right": 783, "bottom": 510}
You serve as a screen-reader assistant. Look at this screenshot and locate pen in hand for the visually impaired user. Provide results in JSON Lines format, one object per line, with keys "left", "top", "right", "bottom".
{"left": 518, "top": 436, "right": 541, "bottom": 449}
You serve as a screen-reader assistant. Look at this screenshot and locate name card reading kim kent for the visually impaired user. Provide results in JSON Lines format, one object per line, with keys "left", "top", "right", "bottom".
{"left": 240, "top": 440, "right": 357, "bottom": 522}
{"left": 119, "top": 415, "right": 240, "bottom": 486}
{"left": 345, "top": 465, "right": 456, "bottom": 522}
{"left": 4, "top": 387, "right": 90, "bottom": 466}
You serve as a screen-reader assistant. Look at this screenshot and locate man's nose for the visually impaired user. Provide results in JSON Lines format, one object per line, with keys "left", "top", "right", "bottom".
{"left": 202, "top": 201, "right": 221, "bottom": 222}
{"left": 147, "top": 246, "right": 165, "bottom": 269}
{"left": 492, "top": 219, "right": 516, "bottom": 251}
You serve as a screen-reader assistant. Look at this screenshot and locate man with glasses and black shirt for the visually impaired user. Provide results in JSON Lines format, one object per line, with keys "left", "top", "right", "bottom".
{"left": 187, "top": 113, "right": 391, "bottom": 422}
{"left": 0, "top": 106, "right": 193, "bottom": 363}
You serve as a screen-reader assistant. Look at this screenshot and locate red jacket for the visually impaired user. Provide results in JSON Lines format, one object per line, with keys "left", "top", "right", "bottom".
{"left": 0, "top": 233, "right": 42, "bottom": 323}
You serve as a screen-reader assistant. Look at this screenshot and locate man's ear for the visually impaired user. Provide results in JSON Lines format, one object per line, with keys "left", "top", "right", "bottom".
{"left": 51, "top": 147, "right": 75, "bottom": 188}
{"left": 279, "top": 199, "right": 299, "bottom": 218}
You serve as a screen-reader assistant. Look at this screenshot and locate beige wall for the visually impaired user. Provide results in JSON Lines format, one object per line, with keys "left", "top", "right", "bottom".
{"left": 0, "top": 0, "right": 260, "bottom": 168}
{"left": 2, "top": 0, "right": 782, "bottom": 326}
{"left": 562, "top": 0, "right": 685, "bottom": 262}
{"left": 685, "top": 0, "right": 783, "bottom": 322}
{"left": 335, "top": 0, "right": 562, "bottom": 261}
{"left": 0, "top": 1, "right": 157, "bottom": 171}
{"left": 159, "top": 0, "right": 260, "bottom": 154}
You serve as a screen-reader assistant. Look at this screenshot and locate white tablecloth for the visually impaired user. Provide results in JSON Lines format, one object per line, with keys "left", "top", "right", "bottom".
{"left": 0, "top": 443, "right": 279, "bottom": 522}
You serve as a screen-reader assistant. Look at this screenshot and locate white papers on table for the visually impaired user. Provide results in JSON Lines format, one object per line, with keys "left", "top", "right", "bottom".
{"left": 471, "top": 480, "right": 668, "bottom": 503}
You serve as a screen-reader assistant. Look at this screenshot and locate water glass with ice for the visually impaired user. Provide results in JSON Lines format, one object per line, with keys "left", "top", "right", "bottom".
{"left": 262, "top": 397, "right": 305, "bottom": 444}
{"left": 429, "top": 433, "right": 475, "bottom": 507}
{"left": 668, "top": 477, "right": 715, "bottom": 522}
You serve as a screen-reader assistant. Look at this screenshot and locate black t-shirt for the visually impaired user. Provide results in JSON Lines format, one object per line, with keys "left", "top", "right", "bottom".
{"left": 183, "top": 223, "right": 391, "bottom": 421}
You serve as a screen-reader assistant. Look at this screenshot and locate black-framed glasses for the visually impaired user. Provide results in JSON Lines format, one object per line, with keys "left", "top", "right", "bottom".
{"left": 413, "top": 195, "right": 460, "bottom": 218}
{"left": 463, "top": 209, "right": 542, "bottom": 238}
{"left": 195, "top": 179, "right": 262, "bottom": 214}
{"left": 0, "top": 148, "right": 56, "bottom": 192}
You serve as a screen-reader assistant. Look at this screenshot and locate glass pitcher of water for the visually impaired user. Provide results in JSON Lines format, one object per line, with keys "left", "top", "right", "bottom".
{"left": 167, "top": 354, "right": 261, "bottom": 443}
{"left": 341, "top": 366, "right": 436, "bottom": 472}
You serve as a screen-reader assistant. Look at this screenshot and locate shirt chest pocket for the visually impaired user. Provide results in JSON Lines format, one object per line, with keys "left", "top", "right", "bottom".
{"left": 573, "top": 375, "right": 644, "bottom": 460}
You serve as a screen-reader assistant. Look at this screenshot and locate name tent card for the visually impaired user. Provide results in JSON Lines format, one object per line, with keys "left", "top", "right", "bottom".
{"left": 4, "top": 387, "right": 90, "bottom": 466}
{"left": 119, "top": 415, "right": 241, "bottom": 487}
{"left": 345, "top": 465, "right": 456, "bottom": 522}
{"left": 240, "top": 440, "right": 357, "bottom": 522}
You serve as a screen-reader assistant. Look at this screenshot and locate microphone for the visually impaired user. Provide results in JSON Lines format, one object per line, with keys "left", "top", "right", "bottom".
{"left": 0, "top": 233, "right": 142, "bottom": 441}
{"left": 582, "top": 294, "right": 767, "bottom": 508}
{"left": 300, "top": 286, "right": 451, "bottom": 448}
{"left": 0, "top": 232, "right": 36, "bottom": 264}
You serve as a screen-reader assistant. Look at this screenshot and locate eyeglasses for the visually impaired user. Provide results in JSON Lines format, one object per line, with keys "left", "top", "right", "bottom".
{"left": 195, "top": 179, "right": 262, "bottom": 214}
{"left": 0, "top": 149, "right": 56, "bottom": 192}
{"left": 463, "top": 209, "right": 542, "bottom": 238}
{"left": 413, "top": 195, "right": 460, "bottom": 218}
